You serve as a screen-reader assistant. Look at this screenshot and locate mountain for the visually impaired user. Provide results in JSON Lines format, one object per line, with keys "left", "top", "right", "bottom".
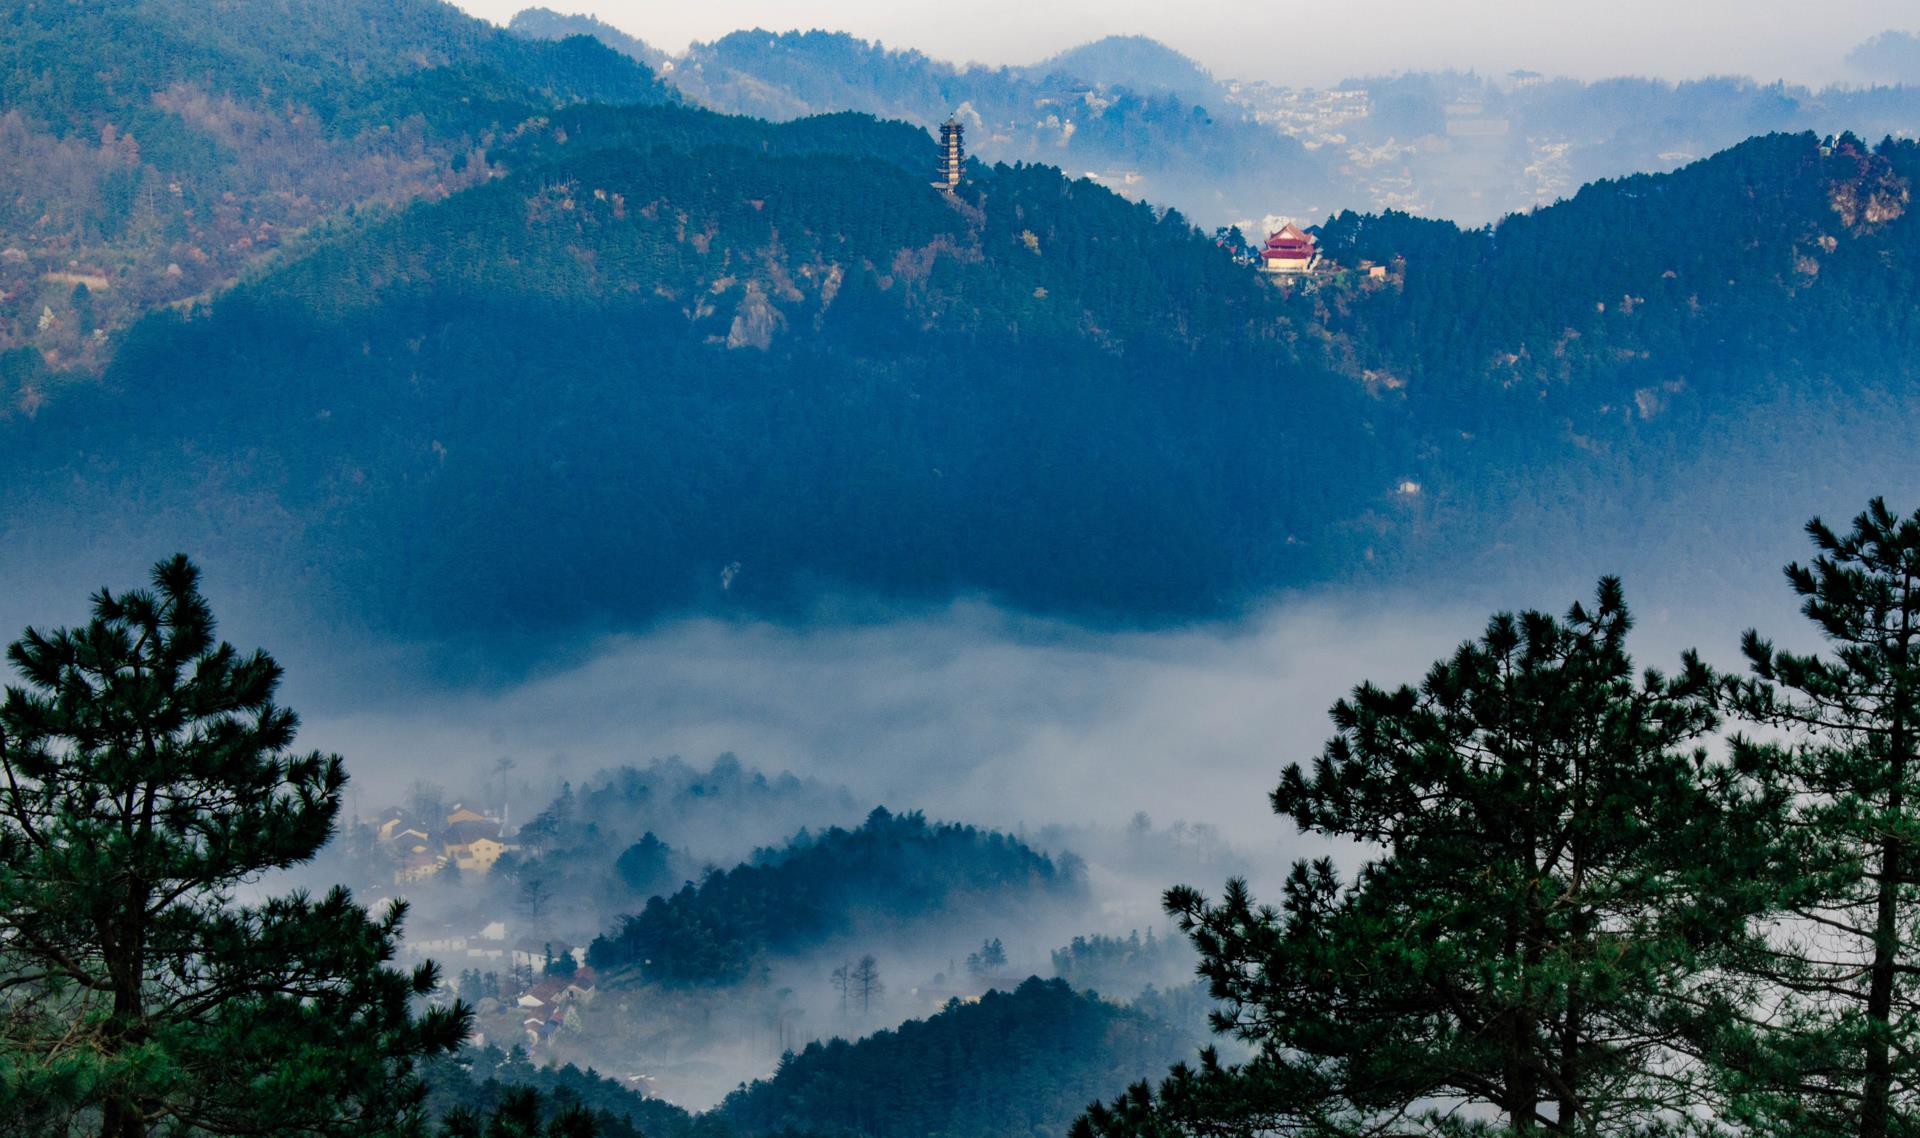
{"left": 524, "top": 24, "right": 1338, "bottom": 225}
{"left": 1028, "top": 35, "right": 1221, "bottom": 102}
{"left": 7, "top": 0, "right": 1920, "bottom": 656}
{"left": 718, "top": 978, "right": 1194, "bottom": 1138}
{"left": 1226, "top": 68, "right": 1920, "bottom": 223}
{"left": 4, "top": 89, "right": 1381, "bottom": 644}
{"left": 0, "top": 0, "right": 673, "bottom": 370}
{"left": 426, "top": 981, "right": 1200, "bottom": 1138}
{"left": 500, "top": 16, "right": 1920, "bottom": 228}
{"left": 585, "top": 809, "right": 1080, "bottom": 986}
{"left": 9, "top": 116, "right": 1920, "bottom": 650}
{"left": 505, "top": 757, "right": 869, "bottom": 917}
{"left": 516, "top": 757, "right": 867, "bottom": 870}
{"left": 508, "top": 6, "right": 673, "bottom": 73}
{"left": 1297, "top": 130, "right": 1920, "bottom": 584}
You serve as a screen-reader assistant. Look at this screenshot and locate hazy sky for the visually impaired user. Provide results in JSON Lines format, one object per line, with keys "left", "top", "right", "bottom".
{"left": 453, "top": 0, "right": 1913, "bottom": 88}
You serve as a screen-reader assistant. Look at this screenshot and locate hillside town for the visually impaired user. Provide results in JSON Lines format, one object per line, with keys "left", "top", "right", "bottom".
{"left": 338, "top": 798, "right": 611, "bottom": 1054}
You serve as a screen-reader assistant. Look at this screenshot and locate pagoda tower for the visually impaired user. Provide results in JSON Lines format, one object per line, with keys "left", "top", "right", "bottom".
{"left": 934, "top": 115, "right": 964, "bottom": 191}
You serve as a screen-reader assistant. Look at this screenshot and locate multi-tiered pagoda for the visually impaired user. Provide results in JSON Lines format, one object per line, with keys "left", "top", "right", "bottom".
{"left": 934, "top": 116, "right": 964, "bottom": 191}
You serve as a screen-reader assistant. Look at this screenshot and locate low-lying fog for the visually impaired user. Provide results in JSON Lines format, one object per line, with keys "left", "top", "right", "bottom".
{"left": 308, "top": 595, "right": 1469, "bottom": 855}
{"left": 301, "top": 581, "right": 1799, "bottom": 854}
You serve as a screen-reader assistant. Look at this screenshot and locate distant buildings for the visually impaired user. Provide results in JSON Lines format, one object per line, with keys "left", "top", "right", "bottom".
{"left": 517, "top": 966, "right": 599, "bottom": 1049}
{"left": 1224, "top": 81, "right": 1371, "bottom": 148}
{"left": 372, "top": 802, "right": 515, "bottom": 884}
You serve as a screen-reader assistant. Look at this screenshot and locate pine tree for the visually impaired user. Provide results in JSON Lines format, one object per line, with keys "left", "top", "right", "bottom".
{"left": 1717, "top": 499, "right": 1920, "bottom": 1136}
{"left": 435, "top": 1086, "right": 598, "bottom": 1138}
{"left": 1080, "top": 579, "right": 1777, "bottom": 1136}
{"left": 967, "top": 937, "right": 1007, "bottom": 979}
{"left": 0, "top": 555, "right": 469, "bottom": 1137}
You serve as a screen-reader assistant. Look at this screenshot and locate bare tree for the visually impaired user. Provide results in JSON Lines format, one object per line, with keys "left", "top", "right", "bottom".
{"left": 405, "top": 779, "right": 447, "bottom": 826}
{"left": 829, "top": 959, "right": 852, "bottom": 1016}
{"left": 851, "top": 955, "right": 884, "bottom": 1016}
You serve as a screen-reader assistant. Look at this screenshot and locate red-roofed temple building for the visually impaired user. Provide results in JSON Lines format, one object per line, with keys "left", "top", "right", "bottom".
{"left": 1261, "top": 223, "right": 1318, "bottom": 275}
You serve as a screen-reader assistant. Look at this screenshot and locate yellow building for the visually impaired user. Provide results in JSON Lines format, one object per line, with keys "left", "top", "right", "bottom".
{"left": 449, "top": 836, "right": 510, "bottom": 874}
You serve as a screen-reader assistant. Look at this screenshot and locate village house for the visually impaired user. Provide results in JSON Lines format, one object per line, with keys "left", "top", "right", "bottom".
{"left": 395, "top": 848, "right": 447, "bottom": 884}
{"left": 449, "top": 835, "right": 508, "bottom": 873}
{"left": 443, "top": 813, "right": 512, "bottom": 875}
{"left": 514, "top": 967, "right": 599, "bottom": 1049}
{"left": 371, "top": 800, "right": 515, "bottom": 884}
{"left": 375, "top": 809, "right": 424, "bottom": 843}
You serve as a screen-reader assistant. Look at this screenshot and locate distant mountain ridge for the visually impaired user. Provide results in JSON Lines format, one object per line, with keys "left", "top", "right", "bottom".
{"left": 1028, "top": 35, "right": 1222, "bottom": 101}
{"left": 507, "top": 6, "right": 673, "bottom": 72}
{"left": 514, "top": 22, "right": 1338, "bottom": 227}
{"left": 502, "top": 11, "right": 1920, "bottom": 229}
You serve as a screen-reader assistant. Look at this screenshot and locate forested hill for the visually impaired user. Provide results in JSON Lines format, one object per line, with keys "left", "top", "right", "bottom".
{"left": 1314, "top": 132, "right": 1919, "bottom": 405}
{"left": 423, "top": 982, "right": 1197, "bottom": 1138}
{"left": 2, "top": 0, "right": 672, "bottom": 131}
{"left": 1028, "top": 36, "right": 1222, "bottom": 101}
{"left": 585, "top": 809, "right": 1079, "bottom": 986}
{"left": 508, "top": 7, "right": 673, "bottom": 73}
{"left": 719, "top": 978, "right": 1194, "bottom": 1138}
{"left": 1298, "top": 131, "right": 1920, "bottom": 584}
{"left": 8, "top": 122, "right": 1920, "bottom": 650}
{"left": 6, "top": 91, "right": 1385, "bottom": 643}
{"left": 0, "top": 0, "right": 673, "bottom": 368}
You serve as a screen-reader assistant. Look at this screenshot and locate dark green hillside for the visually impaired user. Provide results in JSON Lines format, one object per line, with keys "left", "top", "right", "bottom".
{"left": 424, "top": 1045, "right": 710, "bottom": 1138}
{"left": 719, "top": 978, "right": 1192, "bottom": 1138}
{"left": 1316, "top": 132, "right": 1919, "bottom": 403}
{"left": 496, "top": 102, "right": 942, "bottom": 176}
{"left": 0, "top": 0, "right": 672, "bottom": 367}
{"left": 10, "top": 123, "right": 1920, "bottom": 649}
{"left": 4, "top": 102, "right": 1379, "bottom": 641}
{"left": 1301, "top": 131, "right": 1920, "bottom": 577}
{"left": 0, "top": 0, "right": 672, "bottom": 135}
{"left": 586, "top": 809, "right": 1077, "bottom": 986}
